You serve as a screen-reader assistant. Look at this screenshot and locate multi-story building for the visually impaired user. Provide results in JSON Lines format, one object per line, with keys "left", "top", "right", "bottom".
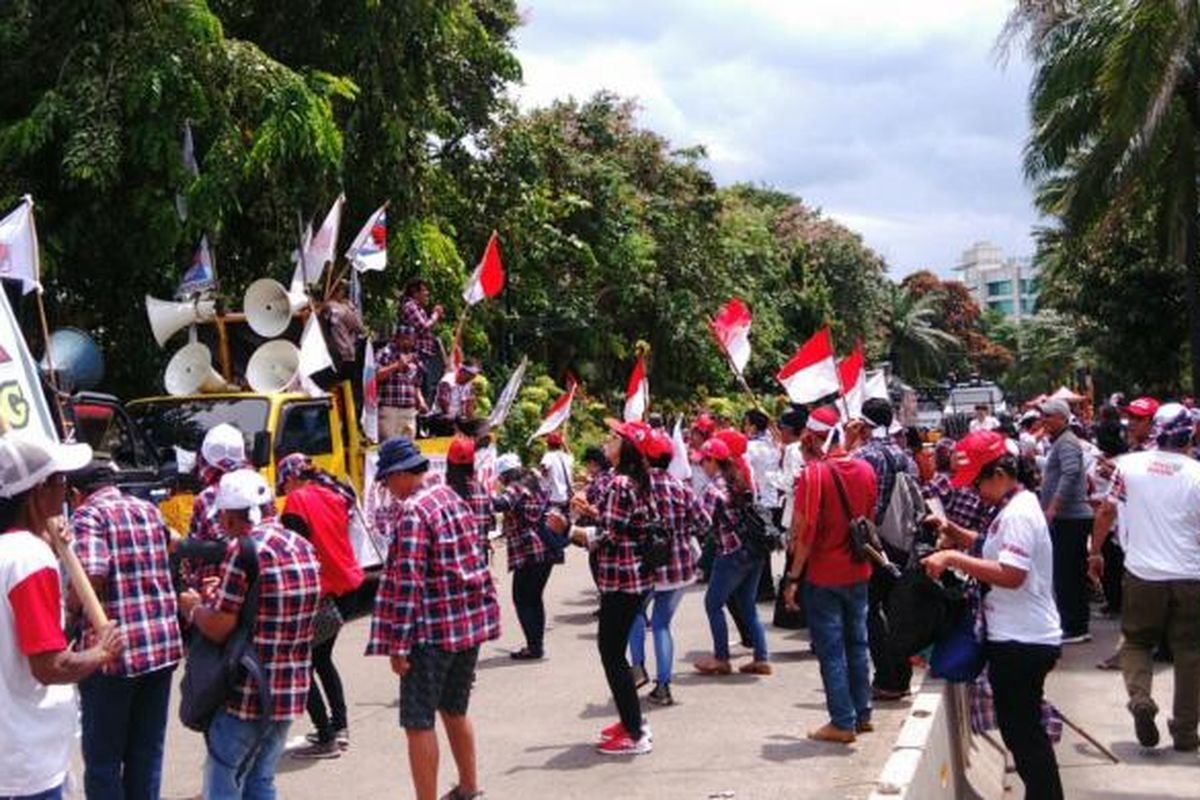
{"left": 952, "top": 240, "right": 1039, "bottom": 320}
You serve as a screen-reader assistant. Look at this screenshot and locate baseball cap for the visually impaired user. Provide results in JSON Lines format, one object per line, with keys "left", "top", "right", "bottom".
{"left": 642, "top": 430, "right": 675, "bottom": 462}
{"left": 691, "top": 414, "right": 716, "bottom": 434}
{"left": 713, "top": 429, "right": 748, "bottom": 457}
{"left": 545, "top": 431, "right": 564, "bottom": 448}
{"left": 447, "top": 436, "right": 476, "bottom": 466}
{"left": 1018, "top": 409, "right": 1041, "bottom": 425}
{"left": 1037, "top": 398, "right": 1071, "bottom": 419}
{"left": 1124, "top": 396, "right": 1160, "bottom": 420}
{"left": 495, "top": 452, "right": 522, "bottom": 476}
{"left": 201, "top": 424, "right": 245, "bottom": 470}
{"left": 950, "top": 430, "right": 1010, "bottom": 488}
{"left": 275, "top": 452, "right": 311, "bottom": 492}
{"left": 806, "top": 405, "right": 841, "bottom": 433}
{"left": 215, "top": 468, "right": 273, "bottom": 524}
{"left": 375, "top": 436, "right": 429, "bottom": 481}
{"left": 607, "top": 419, "right": 653, "bottom": 450}
{"left": 699, "top": 438, "right": 732, "bottom": 462}
{"left": 0, "top": 433, "right": 93, "bottom": 498}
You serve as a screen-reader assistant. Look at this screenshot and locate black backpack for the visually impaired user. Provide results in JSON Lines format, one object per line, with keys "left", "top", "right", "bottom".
{"left": 733, "top": 493, "right": 784, "bottom": 558}
{"left": 638, "top": 489, "right": 673, "bottom": 577}
{"left": 179, "top": 537, "right": 270, "bottom": 732}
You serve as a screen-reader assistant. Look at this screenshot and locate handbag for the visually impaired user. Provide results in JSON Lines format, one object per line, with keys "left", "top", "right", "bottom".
{"left": 825, "top": 462, "right": 882, "bottom": 563}
{"left": 733, "top": 495, "right": 783, "bottom": 558}
{"left": 179, "top": 537, "right": 270, "bottom": 733}
{"left": 312, "top": 595, "right": 344, "bottom": 647}
{"left": 929, "top": 591, "right": 987, "bottom": 683}
{"left": 637, "top": 489, "right": 673, "bottom": 577}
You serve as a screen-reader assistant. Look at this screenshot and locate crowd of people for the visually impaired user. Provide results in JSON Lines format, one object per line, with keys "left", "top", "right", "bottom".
{"left": 5, "top": 367, "right": 1200, "bottom": 800}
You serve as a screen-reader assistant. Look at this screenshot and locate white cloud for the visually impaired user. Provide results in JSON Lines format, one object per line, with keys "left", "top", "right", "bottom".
{"left": 511, "top": 0, "right": 1037, "bottom": 277}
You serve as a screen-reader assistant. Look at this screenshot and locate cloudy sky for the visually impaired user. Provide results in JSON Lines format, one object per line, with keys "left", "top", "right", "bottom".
{"left": 511, "top": 0, "right": 1036, "bottom": 277}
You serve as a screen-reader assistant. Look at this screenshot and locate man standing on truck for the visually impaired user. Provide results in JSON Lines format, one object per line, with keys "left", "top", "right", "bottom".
{"left": 400, "top": 279, "right": 445, "bottom": 404}
{"left": 376, "top": 324, "right": 427, "bottom": 439}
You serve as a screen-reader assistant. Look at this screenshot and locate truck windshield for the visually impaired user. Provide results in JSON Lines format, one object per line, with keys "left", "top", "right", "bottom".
{"left": 127, "top": 397, "right": 270, "bottom": 462}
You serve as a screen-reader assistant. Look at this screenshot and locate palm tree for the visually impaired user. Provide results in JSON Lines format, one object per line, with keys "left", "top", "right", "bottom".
{"left": 1006, "top": 1, "right": 1200, "bottom": 394}
{"left": 881, "top": 284, "right": 960, "bottom": 382}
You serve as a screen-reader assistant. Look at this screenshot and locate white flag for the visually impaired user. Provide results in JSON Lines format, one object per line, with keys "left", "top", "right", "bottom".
{"left": 299, "top": 313, "right": 333, "bottom": 379}
{"left": 302, "top": 194, "right": 344, "bottom": 283}
{"left": 668, "top": 418, "right": 691, "bottom": 481}
{"left": 345, "top": 204, "right": 387, "bottom": 273}
{"left": 865, "top": 370, "right": 890, "bottom": 401}
{"left": 488, "top": 357, "right": 528, "bottom": 429}
{"left": 0, "top": 196, "right": 40, "bottom": 295}
{"left": 361, "top": 339, "right": 379, "bottom": 443}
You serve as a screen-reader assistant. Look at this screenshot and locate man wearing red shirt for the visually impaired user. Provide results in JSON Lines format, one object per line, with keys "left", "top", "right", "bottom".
{"left": 781, "top": 406, "right": 878, "bottom": 744}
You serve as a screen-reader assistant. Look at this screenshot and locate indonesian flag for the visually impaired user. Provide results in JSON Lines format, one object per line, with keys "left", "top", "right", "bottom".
{"left": 0, "top": 196, "right": 40, "bottom": 295}
{"left": 777, "top": 327, "right": 840, "bottom": 404}
{"left": 528, "top": 383, "right": 576, "bottom": 443}
{"left": 301, "top": 193, "right": 344, "bottom": 282}
{"left": 361, "top": 339, "right": 379, "bottom": 443}
{"left": 463, "top": 231, "right": 505, "bottom": 306}
{"left": 837, "top": 343, "right": 866, "bottom": 420}
{"left": 623, "top": 356, "right": 649, "bottom": 422}
{"left": 710, "top": 298, "right": 752, "bottom": 375}
{"left": 345, "top": 204, "right": 388, "bottom": 272}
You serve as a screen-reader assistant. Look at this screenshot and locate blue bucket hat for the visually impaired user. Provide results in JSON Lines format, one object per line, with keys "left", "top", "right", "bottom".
{"left": 375, "top": 436, "right": 429, "bottom": 480}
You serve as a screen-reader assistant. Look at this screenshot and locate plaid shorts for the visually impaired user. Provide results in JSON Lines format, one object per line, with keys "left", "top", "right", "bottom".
{"left": 400, "top": 644, "right": 481, "bottom": 730}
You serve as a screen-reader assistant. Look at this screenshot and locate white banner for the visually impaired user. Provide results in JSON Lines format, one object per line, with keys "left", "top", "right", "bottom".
{"left": 0, "top": 285, "right": 57, "bottom": 440}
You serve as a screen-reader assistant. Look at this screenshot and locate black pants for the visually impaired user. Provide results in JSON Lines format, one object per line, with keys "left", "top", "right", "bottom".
{"left": 1051, "top": 518, "right": 1092, "bottom": 637}
{"left": 598, "top": 592, "right": 645, "bottom": 739}
{"left": 512, "top": 562, "right": 553, "bottom": 654}
{"left": 986, "top": 641, "right": 1063, "bottom": 800}
{"left": 868, "top": 544, "right": 911, "bottom": 693}
{"left": 307, "top": 628, "right": 348, "bottom": 741}
{"left": 1101, "top": 536, "right": 1125, "bottom": 613}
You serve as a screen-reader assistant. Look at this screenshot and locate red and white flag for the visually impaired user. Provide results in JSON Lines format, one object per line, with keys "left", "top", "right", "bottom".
{"left": 837, "top": 343, "right": 866, "bottom": 419}
{"left": 623, "top": 356, "right": 649, "bottom": 422}
{"left": 301, "top": 193, "right": 344, "bottom": 283}
{"left": 361, "top": 339, "right": 379, "bottom": 443}
{"left": 710, "top": 298, "right": 752, "bottom": 375}
{"left": 463, "top": 231, "right": 505, "bottom": 306}
{"left": 529, "top": 383, "right": 576, "bottom": 443}
{"left": 777, "top": 327, "right": 840, "bottom": 404}
{"left": 345, "top": 204, "right": 387, "bottom": 273}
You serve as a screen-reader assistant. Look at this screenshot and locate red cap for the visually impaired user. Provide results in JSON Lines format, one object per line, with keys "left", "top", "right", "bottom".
{"left": 807, "top": 405, "right": 841, "bottom": 433}
{"left": 1124, "top": 397, "right": 1160, "bottom": 420}
{"left": 691, "top": 413, "right": 716, "bottom": 434}
{"left": 447, "top": 436, "right": 476, "bottom": 466}
{"left": 699, "top": 438, "right": 732, "bottom": 462}
{"left": 713, "top": 428, "right": 748, "bottom": 457}
{"left": 546, "top": 431, "right": 565, "bottom": 448}
{"left": 607, "top": 419, "right": 653, "bottom": 450}
{"left": 642, "top": 430, "right": 675, "bottom": 461}
{"left": 951, "top": 431, "right": 1009, "bottom": 488}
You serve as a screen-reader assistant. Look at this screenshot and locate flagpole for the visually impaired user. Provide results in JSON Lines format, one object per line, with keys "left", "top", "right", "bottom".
{"left": 25, "top": 198, "right": 72, "bottom": 435}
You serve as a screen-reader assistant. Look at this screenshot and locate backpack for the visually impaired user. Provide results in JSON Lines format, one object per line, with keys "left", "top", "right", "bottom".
{"left": 733, "top": 493, "right": 784, "bottom": 558}
{"left": 824, "top": 461, "right": 882, "bottom": 564}
{"left": 179, "top": 537, "right": 270, "bottom": 733}
{"left": 876, "top": 448, "right": 926, "bottom": 554}
{"left": 637, "top": 489, "right": 673, "bottom": 577}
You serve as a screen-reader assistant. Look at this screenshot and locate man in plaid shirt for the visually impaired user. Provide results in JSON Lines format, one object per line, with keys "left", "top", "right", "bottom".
{"left": 179, "top": 469, "right": 320, "bottom": 800}
{"left": 69, "top": 461, "right": 183, "bottom": 800}
{"left": 366, "top": 437, "right": 499, "bottom": 800}
{"left": 376, "top": 324, "right": 427, "bottom": 439}
{"left": 924, "top": 440, "right": 994, "bottom": 535}
{"left": 401, "top": 279, "right": 445, "bottom": 402}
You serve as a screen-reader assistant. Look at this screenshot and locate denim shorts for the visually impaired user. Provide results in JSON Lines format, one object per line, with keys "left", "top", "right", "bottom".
{"left": 400, "top": 644, "right": 481, "bottom": 730}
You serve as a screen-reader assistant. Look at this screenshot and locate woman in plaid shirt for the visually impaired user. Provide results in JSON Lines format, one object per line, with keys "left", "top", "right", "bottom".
{"left": 569, "top": 421, "right": 654, "bottom": 756}
{"left": 492, "top": 455, "right": 558, "bottom": 660}
{"left": 694, "top": 438, "right": 771, "bottom": 677}
{"left": 627, "top": 430, "right": 706, "bottom": 707}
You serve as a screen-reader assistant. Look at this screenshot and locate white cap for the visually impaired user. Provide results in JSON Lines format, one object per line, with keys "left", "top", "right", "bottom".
{"left": 215, "top": 468, "right": 273, "bottom": 524}
{"left": 1155, "top": 402, "right": 1187, "bottom": 425}
{"left": 201, "top": 423, "right": 245, "bottom": 469}
{"left": 0, "top": 433, "right": 92, "bottom": 498}
{"left": 495, "top": 452, "right": 521, "bottom": 476}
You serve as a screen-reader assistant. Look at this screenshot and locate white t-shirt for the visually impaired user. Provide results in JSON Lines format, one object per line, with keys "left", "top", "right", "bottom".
{"left": 1109, "top": 450, "right": 1200, "bottom": 582}
{"left": 777, "top": 442, "right": 806, "bottom": 531}
{"left": 0, "top": 531, "right": 77, "bottom": 796}
{"left": 540, "top": 450, "right": 574, "bottom": 504}
{"left": 980, "top": 491, "right": 1062, "bottom": 646}
{"left": 970, "top": 415, "right": 1000, "bottom": 432}
{"left": 746, "top": 436, "right": 781, "bottom": 508}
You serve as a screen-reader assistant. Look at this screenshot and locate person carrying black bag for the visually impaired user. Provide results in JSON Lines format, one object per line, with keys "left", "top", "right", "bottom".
{"left": 178, "top": 469, "right": 321, "bottom": 800}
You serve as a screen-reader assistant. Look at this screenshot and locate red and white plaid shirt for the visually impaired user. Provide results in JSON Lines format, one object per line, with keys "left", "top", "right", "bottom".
{"left": 366, "top": 479, "right": 500, "bottom": 657}
{"left": 435, "top": 380, "right": 474, "bottom": 418}
{"left": 401, "top": 298, "right": 439, "bottom": 357}
{"left": 594, "top": 474, "right": 651, "bottom": 595}
{"left": 647, "top": 468, "right": 705, "bottom": 589}
{"left": 214, "top": 521, "right": 321, "bottom": 721}
{"left": 376, "top": 343, "right": 423, "bottom": 410}
{"left": 702, "top": 476, "right": 747, "bottom": 556}
{"left": 494, "top": 481, "right": 551, "bottom": 571}
{"left": 72, "top": 487, "right": 183, "bottom": 677}
{"left": 185, "top": 484, "right": 224, "bottom": 588}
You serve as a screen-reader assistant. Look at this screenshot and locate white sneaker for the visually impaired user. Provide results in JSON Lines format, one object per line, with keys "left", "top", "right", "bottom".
{"left": 1062, "top": 632, "right": 1093, "bottom": 644}
{"left": 596, "top": 731, "right": 652, "bottom": 755}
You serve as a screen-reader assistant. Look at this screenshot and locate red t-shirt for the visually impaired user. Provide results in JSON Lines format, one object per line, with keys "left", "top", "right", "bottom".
{"left": 282, "top": 485, "right": 365, "bottom": 597}
{"left": 795, "top": 456, "right": 878, "bottom": 586}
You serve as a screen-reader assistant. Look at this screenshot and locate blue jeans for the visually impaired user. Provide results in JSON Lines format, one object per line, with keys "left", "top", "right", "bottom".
{"left": 704, "top": 548, "right": 768, "bottom": 661}
{"left": 805, "top": 580, "right": 871, "bottom": 731}
{"left": 80, "top": 665, "right": 175, "bottom": 800}
{"left": 3, "top": 786, "right": 62, "bottom": 800}
{"left": 628, "top": 588, "right": 685, "bottom": 684}
{"left": 203, "top": 710, "right": 291, "bottom": 800}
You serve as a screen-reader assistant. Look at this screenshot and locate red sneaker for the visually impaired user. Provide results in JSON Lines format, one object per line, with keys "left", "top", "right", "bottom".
{"left": 596, "top": 732, "right": 652, "bottom": 756}
{"left": 597, "top": 722, "right": 653, "bottom": 743}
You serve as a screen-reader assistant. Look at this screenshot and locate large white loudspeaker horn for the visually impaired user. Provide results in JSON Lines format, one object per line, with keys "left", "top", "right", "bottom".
{"left": 244, "top": 279, "right": 307, "bottom": 338}
{"left": 164, "top": 343, "right": 229, "bottom": 396}
{"left": 146, "top": 295, "right": 216, "bottom": 348}
{"left": 246, "top": 340, "right": 301, "bottom": 394}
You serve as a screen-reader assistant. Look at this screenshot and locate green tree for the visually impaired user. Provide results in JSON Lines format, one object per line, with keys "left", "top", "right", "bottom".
{"left": 880, "top": 283, "right": 959, "bottom": 383}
